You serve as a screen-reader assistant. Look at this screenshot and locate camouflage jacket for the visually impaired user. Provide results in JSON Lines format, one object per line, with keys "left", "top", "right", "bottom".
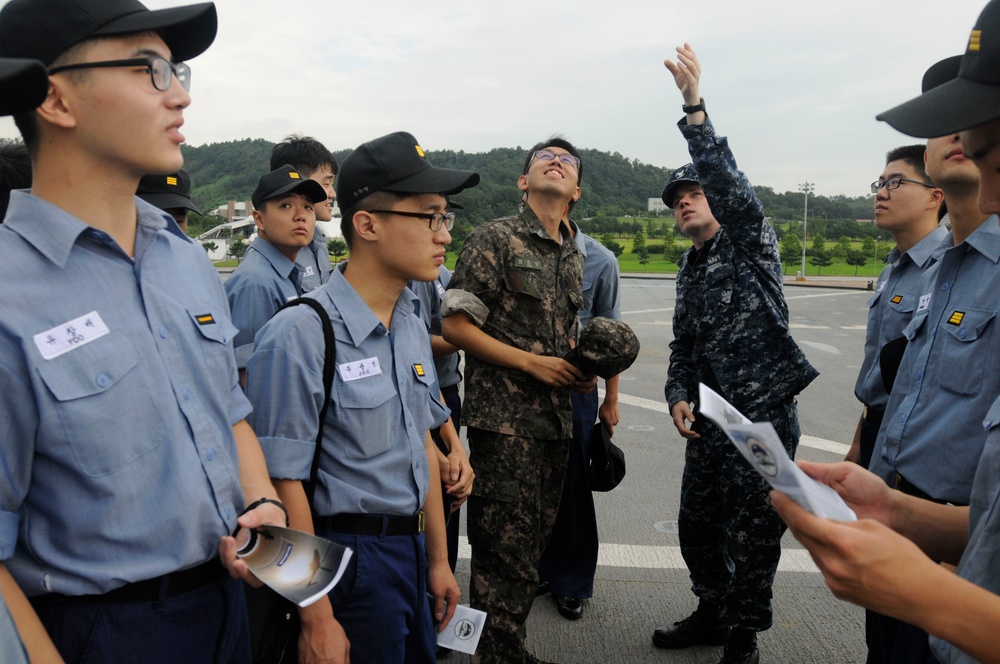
{"left": 443, "top": 207, "right": 584, "bottom": 439}
{"left": 664, "top": 116, "right": 818, "bottom": 420}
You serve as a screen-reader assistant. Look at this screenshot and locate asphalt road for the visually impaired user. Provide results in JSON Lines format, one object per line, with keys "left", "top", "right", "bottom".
{"left": 445, "top": 278, "right": 874, "bottom": 664}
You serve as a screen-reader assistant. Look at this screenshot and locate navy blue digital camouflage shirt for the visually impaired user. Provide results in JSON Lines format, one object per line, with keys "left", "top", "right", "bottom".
{"left": 664, "top": 116, "right": 818, "bottom": 420}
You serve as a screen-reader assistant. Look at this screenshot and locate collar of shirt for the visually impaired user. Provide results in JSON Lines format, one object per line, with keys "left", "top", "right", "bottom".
{"left": 572, "top": 222, "right": 591, "bottom": 258}
{"left": 520, "top": 205, "right": 573, "bottom": 244}
{"left": 886, "top": 224, "right": 950, "bottom": 269}
{"left": 961, "top": 214, "right": 1000, "bottom": 264}
{"left": 247, "top": 236, "right": 300, "bottom": 282}
{"left": 323, "top": 262, "right": 419, "bottom": 347}
{"left": 4, "top": 190, "right": 188, "bottom": 268}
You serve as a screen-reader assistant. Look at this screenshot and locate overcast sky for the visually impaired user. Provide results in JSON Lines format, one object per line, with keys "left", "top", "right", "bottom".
{"left": 0, "top": 0, "right": 986, "bottom": 197}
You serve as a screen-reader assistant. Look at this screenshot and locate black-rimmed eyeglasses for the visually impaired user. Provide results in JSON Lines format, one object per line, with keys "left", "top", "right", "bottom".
{"left": 369, "top": 209, "right": 455, "bottom": 232}
{"left": 870, "top": 176, "right": 935, "bottom": 194}
{"left": 533, "top": 150, "right": 581, "bottom": 168}
{"left": 48, "top": 56, "right": 191, "bottom": 92}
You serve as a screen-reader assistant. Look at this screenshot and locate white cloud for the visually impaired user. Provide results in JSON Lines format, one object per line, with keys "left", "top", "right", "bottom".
{"left": 0, "top": 0, "right": 987, "bottom": 196}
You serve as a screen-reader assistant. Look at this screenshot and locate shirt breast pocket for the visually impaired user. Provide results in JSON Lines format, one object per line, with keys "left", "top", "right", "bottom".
{"left": 35, "top": 331, "right": 165, "bottom": 477}
{"left": 705, "top": 262, "right": 734, "bottom": 307}
{"left": 940, "top": 308, "right": 997, "bottom": 397}
{"left": 334, "top": 373, "right": 399, "bottom": 459}
{"left": 188, "top": 308, "right": 239, "bottom": 381}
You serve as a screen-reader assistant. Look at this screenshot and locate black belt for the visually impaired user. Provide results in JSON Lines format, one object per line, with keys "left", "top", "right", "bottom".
{"left": 862, "top": 405, "right": 885, "bottom": 428}
{"left": 42, "top": 559, "right": 224, "bottom": 605}
{"left": 316, "top": 512, "right": 425, "bottom": 536}
{"left": 441, "top": 384, "right": 460, "bottom": 398}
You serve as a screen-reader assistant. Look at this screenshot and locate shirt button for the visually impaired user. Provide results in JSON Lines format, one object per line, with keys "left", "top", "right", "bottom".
{"left": 182, "top": 388, "right": 191, "bottom": 400}
{"left": 159, "top": 326, "right": 168, "bottom": 338}
{"left": 940, "top": 282, "right": 950, "bottom": 291}
{"left": 915, "top": 370, "right": 922, "bottom": 381}
{"left": 225, "top": 508, "right": 234, "bottom": 520}
{"left": 898, "top": 414, "right": 905, "bottom": 423}
{"left": 95, "top": 373, "right": 110, "bottom": 388}
{"left": 959, "top": 329, "right": 968, "bottom": 339}
{"left": 207, "top": 448, "right": 216, "bottom": 461}
{"left": 416, "top": 460, "right": 421, "bottom": 469}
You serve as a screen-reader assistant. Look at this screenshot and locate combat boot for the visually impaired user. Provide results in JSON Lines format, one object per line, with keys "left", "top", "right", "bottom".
{"left": 718, "top": 628, "right": 759, "bottom": 664}
{"left": 652, "top": 600, "right": 731, "bottom": 649}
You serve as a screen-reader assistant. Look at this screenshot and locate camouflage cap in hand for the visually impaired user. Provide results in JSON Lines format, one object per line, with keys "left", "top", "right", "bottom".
{"left": 564, "top": 317, "right": 640, "bottom": 379}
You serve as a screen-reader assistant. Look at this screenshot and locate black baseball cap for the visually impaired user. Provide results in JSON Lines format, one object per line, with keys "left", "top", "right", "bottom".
{"left": 336, "top": 131, "right": 480, "bottom": 211}
{"left": 0, "top": 57, "right": 48, "bottom": 116}
{"left": 877, "top": 0, "right": 1000, "bottom": 137}
{"left": 252, "top": 165, "right": 328, "bottom": 210}
{"left": 0, "top": 0, "right": 217, "bottom": 65}
{"left": 137, "top": 169, "right": 200, "bottom": 214}
{"left": 922, "top": 55, "right": 962, "bottom": 93}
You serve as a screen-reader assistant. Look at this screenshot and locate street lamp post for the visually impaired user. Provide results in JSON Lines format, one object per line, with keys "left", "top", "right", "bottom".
{"left": 798, "top": 181, "right": 814, "bottom": 280}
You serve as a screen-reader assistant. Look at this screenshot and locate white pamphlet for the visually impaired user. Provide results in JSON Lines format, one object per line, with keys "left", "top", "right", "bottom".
{"left": 698, "top": 384, "right": 857, "bottom": 521}
{"left": 436, "top": 603, "right": 487, "bottom": 655}
{"left": 237, "top": 525, "right": 353, "bottom": 607}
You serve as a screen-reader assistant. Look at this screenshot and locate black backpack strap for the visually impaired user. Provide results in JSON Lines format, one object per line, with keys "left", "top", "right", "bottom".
{"left": 275, "top": 297, "right": 336, "bottom": 508}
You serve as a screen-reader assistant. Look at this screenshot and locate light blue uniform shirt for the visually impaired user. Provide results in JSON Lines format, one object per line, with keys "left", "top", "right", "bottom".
{"left": 929, "top": 395, "right": 1000, "bottom": 662}
{"left": 575, "top": 229, "right": 622, "bottom": 327}
{"left": 297, "top": 225, "right": 330, "bottom": 293}
{"left": 247, "top": 263, "right": 449, "bottom": 516}
{"left": 410, "top": 265, "right": 461, "bottom": 390}
{"left": 226, "top": 237, "right": 302, "bottom": 369}
{"left": 871, "top": 216, "right": 1000, "bottom": 504}
{"left": 0, "top": 594, "right": 28, "bottom": 664}
{"left": 0, "top": 191, "right": 250, "bottom": 596}
{"left": 854, "top": 225, "right": 948, "bottom": 410}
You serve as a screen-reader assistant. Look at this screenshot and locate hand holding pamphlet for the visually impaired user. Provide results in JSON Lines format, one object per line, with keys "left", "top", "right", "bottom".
{"left": 697, "top": 384, "right": 857, "bottom": 521}
{"left": 237, "top": 525, "right": 353, "bottom": 607}
{"left": 434, "top": 601, "right": 487, "bottom": 655}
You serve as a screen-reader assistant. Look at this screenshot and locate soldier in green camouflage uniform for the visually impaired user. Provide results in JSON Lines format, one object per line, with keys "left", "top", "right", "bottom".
{"left": 441, "top": 138, "right": 587, "bottom": 664}
{"left": 654, "top": 45, "right": 818, "bottom": 664}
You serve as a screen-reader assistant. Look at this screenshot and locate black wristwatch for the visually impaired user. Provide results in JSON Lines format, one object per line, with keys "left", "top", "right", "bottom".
{"left": 682, "top": 97, "right": 706, "bottom": 114}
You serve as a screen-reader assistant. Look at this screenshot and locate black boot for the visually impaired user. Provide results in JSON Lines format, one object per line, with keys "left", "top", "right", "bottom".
{"left": 719, "top": 628, "right": 759, "bottom": 664}
{"left": 652, "top": 600, "right": 731, "bottom": 649}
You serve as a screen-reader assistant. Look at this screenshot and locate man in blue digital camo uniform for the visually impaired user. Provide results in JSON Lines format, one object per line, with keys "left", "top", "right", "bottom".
{"left": 226, "top": 165, "right": 326, "bottom": 377}
{"left": 442, "top": 137, "right": 589, "bottom": 664}
{"left": 0, "top": 1, "right": 288, "bottom": 662}
{"left": 862, "top": 40, "right": 1000, "bottom": 664}
{"left": 655, "top": 44, "right": 818, "bottom": 664}
{"left": 538, "top": 225, "right": 622, "bottom": 621}
{"left": 246, "top": 131, "right": 479, "bottom": 664}
{"left": 845, "top": 143, "right": 947, "bottom": 471}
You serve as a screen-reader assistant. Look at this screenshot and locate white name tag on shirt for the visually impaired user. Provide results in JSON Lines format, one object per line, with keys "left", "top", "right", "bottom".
{"left": 302, "top": 266, "right": 315, "bottom": 277}
{"left": 338, "top": 357, "right": 382, "bottom": 382}
{"left": 917, "top": 293, "right": 932, "bottom": 313}
{"left": 877, "top": 279, "right": 887, "bottom": 293}
{"left": 34, "top": 311, "right": 110, "bottom": 360}
{"left": 435, "top": 281, "right": 447, "bottom": 298}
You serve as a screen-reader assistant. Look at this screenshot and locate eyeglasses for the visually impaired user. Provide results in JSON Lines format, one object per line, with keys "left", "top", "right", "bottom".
{"left": 870, "top": 176, "right": 935, "bottom": 194}
{"left": 48, "top": 56, "right": 191, "bottom": 92}
{"left": 369, "top": 209, "right": 455, "bottom": 232}
{"left": 533, "top": 150, "right": 581, "bottom": 168}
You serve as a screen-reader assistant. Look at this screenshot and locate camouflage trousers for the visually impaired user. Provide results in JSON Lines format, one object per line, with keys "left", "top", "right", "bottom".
{"left": 678, "top": 399, "right": 800, "bottom": 631}
{"left": 467, "top": 429, "right": 569, "bottom": 664}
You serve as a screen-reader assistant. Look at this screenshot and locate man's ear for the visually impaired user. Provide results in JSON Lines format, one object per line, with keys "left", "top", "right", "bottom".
{"left": 352, "top": 210, "right": 378, "bottom": 243}
{"left": 571, "top": 186, "right": 581, "bottom": 202}
{"left": 35, "top": 78, "right": 78, "bottom": 130}
{"left": 252, "top": 208, "right": 265, "bottom": 231}
{"left": 517, "top": 174, "right": 529, "bottom": 192}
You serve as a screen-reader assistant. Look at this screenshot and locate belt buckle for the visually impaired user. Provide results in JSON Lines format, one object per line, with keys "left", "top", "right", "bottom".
{"left": 417, "top": 510, "right": 425, "bottom": 533}
{"left": 894, "top": 473, "right": 902, "bottom": 490}
{"left": 863, "top": 405, "right": 869, "bottom": 420}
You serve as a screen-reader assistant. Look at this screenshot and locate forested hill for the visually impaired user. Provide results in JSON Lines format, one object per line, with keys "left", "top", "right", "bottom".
{"left": 180, "top": 138, "right": 875, "bottom": 227}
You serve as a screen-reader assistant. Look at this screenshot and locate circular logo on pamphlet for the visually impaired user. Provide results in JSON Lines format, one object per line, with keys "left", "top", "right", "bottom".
{"left": 454, "top": 619, "right": 475, "bottom": 640}
{"left": 747, "top": 437, "right": 778, "bottom": 477}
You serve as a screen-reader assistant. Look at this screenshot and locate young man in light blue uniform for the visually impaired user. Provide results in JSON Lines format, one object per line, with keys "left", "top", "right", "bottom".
{"left": 539, "top": 226, "right": 622, "bottom": 620}
{"left": 246, "top": 131, "right": 479, "bottom": 663}
{"left": 226, "top": 164, "right": 326, "bottom": 374}
{"left": 0, "top": 1, "right": 286, "bottom": 661}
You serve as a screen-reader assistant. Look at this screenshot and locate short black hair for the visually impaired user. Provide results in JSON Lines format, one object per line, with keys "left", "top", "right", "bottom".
{"left": 885, "top": 144, "right": 932, "bottom": 184}
{"left": 270, "top": 134, "right": 337, "bottom": 177}
{"left": 0, "top": 140, "right": 31, "bottom": 220}
{"left": 522, "top": 136, "right": 583, "bottom": 212}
